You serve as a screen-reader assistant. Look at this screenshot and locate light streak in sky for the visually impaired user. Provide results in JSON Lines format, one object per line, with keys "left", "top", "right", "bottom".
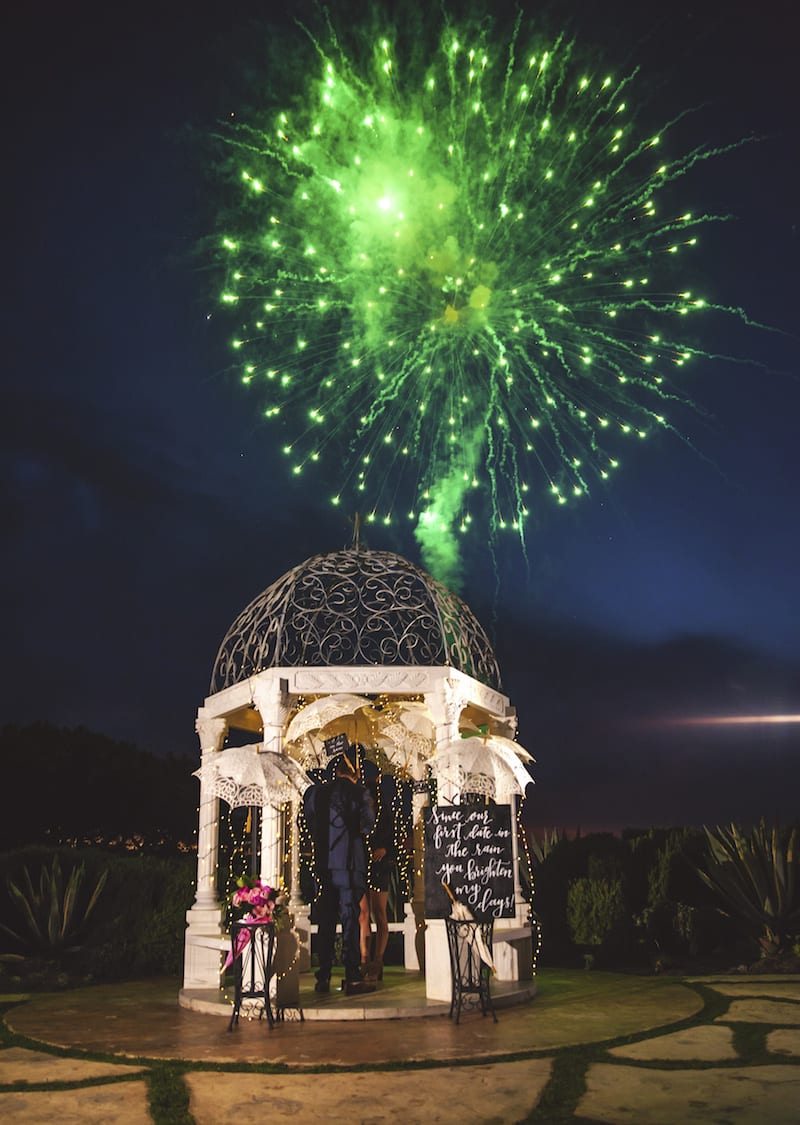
{"left": 660, "top": 714, "right": 800, "bottom": 728}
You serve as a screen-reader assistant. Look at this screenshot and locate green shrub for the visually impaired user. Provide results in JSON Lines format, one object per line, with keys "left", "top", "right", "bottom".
{"left": 627, "top": 829, "right": 728, "bottom": 963}
{"left": 83, "top": 853, "right": 195, "bottom": 978}
{"left": 531, "top": 833, "right": 627, "bottom": 961}
{"left": 515, "top": 825, "right": 777, "bottom": 969}
{"left": 567, "top": 877, "right": 625, "bottom": 950}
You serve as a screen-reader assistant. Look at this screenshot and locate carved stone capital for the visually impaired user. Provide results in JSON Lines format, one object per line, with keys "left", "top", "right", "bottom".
{"left": 251, "top": 676, "right": 289, "bottom": 718}
{"left": 195, "top": 715, "right": 228, "bottom": 753}
{"left": 443, "top": 676, "right": 470, "bottom": 728}
{"left": 495, "top": 712, "right": 519, "bottom": 740}
{"left": 425, "top": 678, "right": 468, "bottom": 744}
{"left": 251, "top": 677, "right": 291, "bottom": 748}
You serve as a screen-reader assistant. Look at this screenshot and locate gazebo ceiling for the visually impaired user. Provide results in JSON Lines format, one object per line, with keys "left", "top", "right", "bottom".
{"left": 210, "top": 547, "right": 501, "bottom": 695}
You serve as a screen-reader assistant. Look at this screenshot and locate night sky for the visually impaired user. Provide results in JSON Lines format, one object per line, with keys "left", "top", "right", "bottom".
{"left": 3, "top": 0, "right": 798, "bottom": 832}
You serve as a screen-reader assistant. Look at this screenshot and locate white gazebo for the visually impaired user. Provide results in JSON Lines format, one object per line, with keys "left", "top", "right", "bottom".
{"left": 180, "top": 545, "right": 535, "bottom": 1007}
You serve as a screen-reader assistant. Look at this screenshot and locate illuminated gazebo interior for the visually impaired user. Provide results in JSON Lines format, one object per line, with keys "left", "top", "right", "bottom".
{"left": 181, "top": 546, "right": 535, "bottom": 1007}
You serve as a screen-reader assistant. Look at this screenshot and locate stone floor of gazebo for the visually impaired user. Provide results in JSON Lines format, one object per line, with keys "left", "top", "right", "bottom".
{"left": 180, "top": 965, "right": 537, "bottom": 1021}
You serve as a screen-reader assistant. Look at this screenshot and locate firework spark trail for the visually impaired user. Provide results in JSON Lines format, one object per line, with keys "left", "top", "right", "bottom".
{"left": 213, "top": 10, "right": 758, "bottom": 581}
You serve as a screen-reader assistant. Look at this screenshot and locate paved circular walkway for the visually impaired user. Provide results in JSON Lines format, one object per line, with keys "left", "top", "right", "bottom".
{"left": 5, "top": 969, "right": 700, "bottom": 1064}
{"left": 2, "top": 971, "right": 799, "bottom": 1122}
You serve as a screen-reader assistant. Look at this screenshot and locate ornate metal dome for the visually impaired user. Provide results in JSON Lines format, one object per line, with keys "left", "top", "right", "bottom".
{"left": 210, "top": 548, "right": 501, "bottom": 694}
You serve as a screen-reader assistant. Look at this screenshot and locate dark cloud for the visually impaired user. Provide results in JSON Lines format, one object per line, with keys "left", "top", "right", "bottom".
{"left": 501, "top": 621, "right": 800, "bottom": 830}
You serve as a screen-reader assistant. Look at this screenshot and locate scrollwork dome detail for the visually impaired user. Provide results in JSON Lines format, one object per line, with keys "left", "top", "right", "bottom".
{"left": 210, "top": 549, "right": 501, "bottom": 694}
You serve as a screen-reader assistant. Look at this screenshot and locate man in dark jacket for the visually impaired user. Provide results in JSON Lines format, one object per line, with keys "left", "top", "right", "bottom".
{"left": 305, "top": 754, "right": 376, "bottom": 995}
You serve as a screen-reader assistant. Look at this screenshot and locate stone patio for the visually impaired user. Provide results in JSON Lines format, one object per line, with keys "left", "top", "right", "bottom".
{"left": 1, "top": 971, "right": 798, "bottom": 1122}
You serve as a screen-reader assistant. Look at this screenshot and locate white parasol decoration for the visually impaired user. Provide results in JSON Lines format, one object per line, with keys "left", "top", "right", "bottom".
{"left": 468, "top": 733, "right": 535, "bottom": 764}
{"left": 284, "top": 693, "right": 371, "bottom": 745}
{"left": 193, "top": 744, "right": 313, "bottom": 809}
{"left": 284, "top": 730, "right": 328, "bottom": 771}
{"left": 443, "top": 882, "right": 495, "bottom": 972}
{"left": 371, "top": 700, "right": 435, "bottom": 781}
{"left": 432, "top": 736, "right": 535, "bottom": 801}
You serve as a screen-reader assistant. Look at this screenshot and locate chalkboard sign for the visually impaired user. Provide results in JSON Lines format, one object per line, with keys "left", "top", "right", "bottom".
{"left": 323, "top": 732, "right": 350, "bottom": 759}
{"left": 423, "top": 804, "right": 515, "bottom": 920}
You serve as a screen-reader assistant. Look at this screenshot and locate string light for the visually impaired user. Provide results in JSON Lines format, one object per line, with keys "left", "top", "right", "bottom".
{"left": 516, "top": 795, "right": 540, "bottom": 976}
{"left": 199, "top": 700, "right": 539, "bottom": 990}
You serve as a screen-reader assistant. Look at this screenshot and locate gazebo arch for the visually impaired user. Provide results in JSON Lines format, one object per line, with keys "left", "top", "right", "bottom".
{"left": 181, "top": 546, "right": 535, "bottom": 1006}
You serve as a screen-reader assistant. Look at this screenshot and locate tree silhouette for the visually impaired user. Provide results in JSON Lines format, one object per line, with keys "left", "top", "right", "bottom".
{"left": 0, "top": 723, "right": 197, "bottom": 852}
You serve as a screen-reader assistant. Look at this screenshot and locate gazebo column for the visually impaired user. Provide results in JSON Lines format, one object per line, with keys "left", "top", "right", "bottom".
{"left": 403, "top": 786, "right": 427, "bottom": 972}
{"left": 491, "top": 789, "right": 534, "bottom": 981}
{"left": 252, "top": 674, "right": 311, "bottom": 967}
{"left": 183, "top": 714, "right": 227, "bottom": 991}
{"left": 287, "top": 795, "right": 311, "bottom": 970}
{"left": 252, "top": 675, "right": 290, "bottom": 888}
{"left": 259, "top": 804, "right": 283, "bottom": 887}
{"left": 510, "top": 793, "right": 529, "bottom": 925}
{"left": 288, "top": 796, "right": 303, "bottom": 911}
{"left": 493, "top": 787, "right": 530, "bottom": 926}
{"left": 422, "top": 677, "right": 467, "bottom": 1001}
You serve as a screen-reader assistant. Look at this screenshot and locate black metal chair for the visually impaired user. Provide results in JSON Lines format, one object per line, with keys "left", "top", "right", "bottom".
{"left": 228, "top": 920, "right": 276, "bottom": 1031}
{"left": 444, "top": 916, "right": 497, "bottom": 1024}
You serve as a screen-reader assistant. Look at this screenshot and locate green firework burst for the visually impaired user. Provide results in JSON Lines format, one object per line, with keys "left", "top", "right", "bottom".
{"left": 213, "top": 9, "right": 753, "bottom": 560}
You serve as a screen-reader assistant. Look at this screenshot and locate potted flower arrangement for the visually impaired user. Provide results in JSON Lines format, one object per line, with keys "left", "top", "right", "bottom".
{"left": 224, "top": 878, "right": 301, "bottom": 1014}
{"left": 231, "top": 877, "right": 287, "bottom": 925}
{"left": 223, "top": 878, "right": 285, "bottom": 969}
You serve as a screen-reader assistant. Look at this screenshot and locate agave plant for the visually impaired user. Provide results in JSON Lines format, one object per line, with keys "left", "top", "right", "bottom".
{"left": 528, "top": 827, "right": 566, "bottom": 866}
{"left": 0, "top": 856, "right": 108, "bottom": 954}
{"left": 696, "top": 821, "right": 799, "bottom": 955}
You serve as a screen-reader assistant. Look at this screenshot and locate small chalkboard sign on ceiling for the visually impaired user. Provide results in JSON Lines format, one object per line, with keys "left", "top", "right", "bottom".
{"left": 323, "top": 732, "right": 350, "bottom": 759}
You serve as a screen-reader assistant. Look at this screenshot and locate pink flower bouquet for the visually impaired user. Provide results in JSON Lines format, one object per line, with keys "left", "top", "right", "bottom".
{"left": 223, "top": 878, "right": 287, "bottom": 971}
{"left": 232, "top": 879, "right": 279, "bottom": 919}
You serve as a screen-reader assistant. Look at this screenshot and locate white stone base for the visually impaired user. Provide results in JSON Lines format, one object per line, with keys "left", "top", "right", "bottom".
{"left": 424, "top": 919, "right": 452, "bottom": 1002}
{"left": 183, "top": 905, "right": 225, "bottom": 990}
{"left": 493, "top": 925, "right": 533, "bottom": 981}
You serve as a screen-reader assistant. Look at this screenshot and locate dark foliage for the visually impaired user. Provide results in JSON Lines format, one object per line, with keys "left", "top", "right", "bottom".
{"left": 0, "top": 723, "right": 197, "bottom": 852}
{"left": 0, "top": 855, "right": 107, "bottom": 952}
{"left": 696, "top": 822, "right": 800, "bottom": 955}
{"left": 0, "top": 847, "right": 194, "bottom": 984}
{"left": 532, "top": 833, "right": 628, "bottom": 960}
{"left": 533, "top": 827, "right": 744, "bottom": 968}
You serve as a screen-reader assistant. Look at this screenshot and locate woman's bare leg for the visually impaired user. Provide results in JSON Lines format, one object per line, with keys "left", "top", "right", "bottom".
{"left": 370, "top": 888, "right": 390, "bottom": 967}
{"left": 358, "top": 892, "right": 371, "bottom": 967}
